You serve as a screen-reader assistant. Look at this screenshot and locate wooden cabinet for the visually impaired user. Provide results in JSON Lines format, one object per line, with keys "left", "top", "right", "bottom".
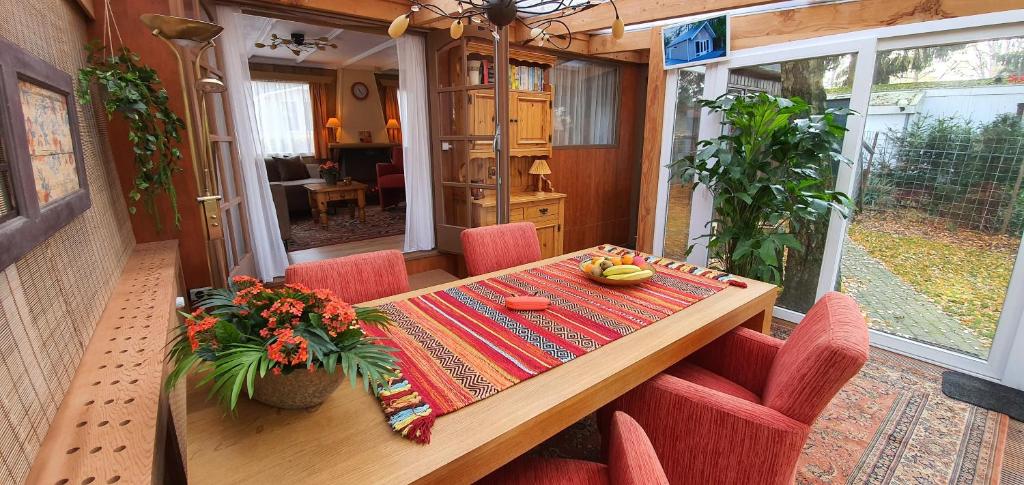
{"left": 469, "top": 90, "right": 552, "bottom": 158}
{"left": 457, "top": 192, "right": 566, "bottom": 259}
{"left": 511, "top": 92, "right": 551, "bottom": 155}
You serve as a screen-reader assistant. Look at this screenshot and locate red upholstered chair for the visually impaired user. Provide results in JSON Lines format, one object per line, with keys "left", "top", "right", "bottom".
{"left": 460, "top": 222, "right": 543, "bottom": 276}
{"left": 376, "top": 146, "right": 405, "bottom": 209}
{"left": 479, "top": 411, "right": 668, "bottom": 485}
{"left": 601, "top": 292, "right": 869, "bottom": 485}
{"left": 284, "top": 250, "right": 410, "bottom": 304}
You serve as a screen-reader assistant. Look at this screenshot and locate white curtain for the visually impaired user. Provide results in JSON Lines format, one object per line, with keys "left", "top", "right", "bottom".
{"left": 250, "top": 80, "right": 316, "bottom": 155}
{"left": 397, "top": 35, "right": 436, "bottom": 252}
{"left": 216, "top": 6, "right": 289, "bottom": 281}
{"left": 552, "top": 60, "right": 620, "bottom": 146}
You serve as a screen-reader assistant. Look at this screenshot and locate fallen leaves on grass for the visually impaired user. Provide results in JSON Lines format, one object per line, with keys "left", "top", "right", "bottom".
{"left": 848, "top": 211, "right": 1019, "bottom": 341}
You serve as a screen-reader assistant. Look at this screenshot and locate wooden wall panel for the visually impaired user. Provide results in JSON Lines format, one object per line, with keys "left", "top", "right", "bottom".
{"left": 88, "top": 0, "right": 211, "bottom": 290}
{"left": 634, "top": 27, "right": 666, "bottom": 254}
{"left": 548, "top": 63, "right": 644, "bottom": 252}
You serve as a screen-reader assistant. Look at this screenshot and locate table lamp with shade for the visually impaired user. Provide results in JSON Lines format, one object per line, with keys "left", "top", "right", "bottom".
{"left": 326, "top": 117, "right": 342, "bottom": 143}
{"left": 385, "top": 118, "right": 401, "bottom": 143}
{"left": 529, "top": 159, "right": 553, "bottom": 192}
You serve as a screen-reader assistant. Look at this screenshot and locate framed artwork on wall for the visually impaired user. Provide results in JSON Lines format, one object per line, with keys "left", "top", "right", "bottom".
{"left": 0, "top": 36, "right": 90, "bottom": 270}
{"left": 662, "top": 15, "right": 730, "bottom": 70}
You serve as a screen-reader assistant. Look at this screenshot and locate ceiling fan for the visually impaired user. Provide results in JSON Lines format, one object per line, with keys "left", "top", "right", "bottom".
{"left": 255, "top": 33, "right": 338, "bottom": 56}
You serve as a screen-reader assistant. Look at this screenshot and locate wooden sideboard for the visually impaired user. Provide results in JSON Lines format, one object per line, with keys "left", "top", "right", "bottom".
{"left": 455, "top": 191, "right": 566, "bottom": 259}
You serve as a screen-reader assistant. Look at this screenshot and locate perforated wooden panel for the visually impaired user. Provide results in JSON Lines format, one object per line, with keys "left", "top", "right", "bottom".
{"left": 25, "top": 241, "right": 181, "bottom": 485}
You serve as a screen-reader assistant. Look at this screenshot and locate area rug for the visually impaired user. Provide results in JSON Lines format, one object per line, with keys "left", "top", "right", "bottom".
{"left": 287, "top": 206, "right": 405, "bottom": 251}
{"left": 532, "top": 320, "right": 1018, "bottom": 484}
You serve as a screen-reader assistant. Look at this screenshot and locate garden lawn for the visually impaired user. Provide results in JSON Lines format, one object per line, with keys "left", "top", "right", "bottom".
{"left": 848, "top": 212, "right": 1019, "bottom": 341}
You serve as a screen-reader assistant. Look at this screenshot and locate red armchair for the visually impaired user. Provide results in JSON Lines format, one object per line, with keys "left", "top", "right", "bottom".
{"left": 479, "top": 411, "right": 668, "bottom": 485}
{"left": 601, "top": 292, "right": 869, "bottom": 485}
{"left": 284, "top": 250, "right": 410, "bottom": 304}
{"left": 461, "top": 222, "right": 543, "bottom": 276}
{"left": 376, "top": 146, "right": 405, "bottom": 209}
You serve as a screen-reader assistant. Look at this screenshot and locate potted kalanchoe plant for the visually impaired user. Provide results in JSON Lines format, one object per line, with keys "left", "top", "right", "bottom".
{"left": 320, "top": 160, "right": 340, "bottom": 185}
{"left": 166, "top": 276, "right": 397, "bottom": 410}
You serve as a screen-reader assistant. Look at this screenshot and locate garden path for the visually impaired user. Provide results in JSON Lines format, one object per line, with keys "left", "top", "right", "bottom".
{"left": 840, "top": 239, "right": 989, "bottom": 358}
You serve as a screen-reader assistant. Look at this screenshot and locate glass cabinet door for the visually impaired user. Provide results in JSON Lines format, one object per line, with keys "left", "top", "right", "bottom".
{"left": 428, "top": 32, "right": 502, "bottom": 253}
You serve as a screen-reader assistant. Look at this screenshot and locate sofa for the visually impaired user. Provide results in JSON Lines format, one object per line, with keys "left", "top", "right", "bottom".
{"left": 265, "top": 155, "right": 323, "bottom": 215}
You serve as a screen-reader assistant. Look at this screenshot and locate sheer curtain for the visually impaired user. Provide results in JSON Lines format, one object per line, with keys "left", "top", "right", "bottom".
{"left": 396, "top": 35, "right": 434, "bottom": 252}
{"left": 552, "top": 60, "right": 620, "bottom": 146}
{"left": 215, "top": 5, "right": 289, "bottom": 281}
{"left": 251, "top": 80, "right": 315, "bottom": 155}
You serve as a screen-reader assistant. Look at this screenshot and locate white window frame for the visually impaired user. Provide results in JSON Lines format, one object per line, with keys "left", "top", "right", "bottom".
{"left": 652, "top": 10, "right": 1024, "bottom": 385}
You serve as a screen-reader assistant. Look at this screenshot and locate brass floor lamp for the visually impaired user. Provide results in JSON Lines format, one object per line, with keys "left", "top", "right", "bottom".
{"left": 140, "top": 13, "right": 229, "bottom": 288}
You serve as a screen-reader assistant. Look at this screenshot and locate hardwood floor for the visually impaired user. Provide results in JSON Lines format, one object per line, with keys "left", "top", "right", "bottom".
{"left": 408, "top": 269, "right": 460, "bottom": 290}
{"left": 288, "top": 235, "right": 405, "bottom": 264}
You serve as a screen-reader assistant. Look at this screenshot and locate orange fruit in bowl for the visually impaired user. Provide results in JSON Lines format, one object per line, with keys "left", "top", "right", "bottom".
{"left": 610, "top": 256, "right": 622, "bottom": 266}
{"left": 583, "top": 263, "right": 594, "bottom": 273}
{"left": 622, "top": 254, "right": 634, "bottom": 265}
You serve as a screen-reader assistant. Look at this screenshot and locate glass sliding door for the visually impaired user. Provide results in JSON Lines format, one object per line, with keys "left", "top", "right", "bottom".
{"left": 724, "top": 53, "right": 859, "bottom": 314}
{"left": 660, "top": 17, "right": 1024, "bottom": 378}
{"left": 659, "top": 68, "right": 706, "bottom": 260}
{"left": 838, "top": 35, "right": 1024, "bottom": 361}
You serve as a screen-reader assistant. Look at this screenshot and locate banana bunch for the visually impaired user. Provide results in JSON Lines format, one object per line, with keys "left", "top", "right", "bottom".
{"left": 582, "top": 254, "right": 654, "bottom": 281}
{"left": 603, "top": 265, "right": 654, "bottom": 280}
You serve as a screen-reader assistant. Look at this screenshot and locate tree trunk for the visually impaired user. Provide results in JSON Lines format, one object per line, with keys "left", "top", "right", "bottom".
{"left": 778, "top": 58, "right": 832, "bottom": 312}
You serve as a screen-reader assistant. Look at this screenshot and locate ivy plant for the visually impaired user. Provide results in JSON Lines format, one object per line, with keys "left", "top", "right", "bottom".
{"left": 670, "top": 93, "right": 853, "bottom": 284}
{"left": 77, "top": 43, "right": 185, "bottom": 230}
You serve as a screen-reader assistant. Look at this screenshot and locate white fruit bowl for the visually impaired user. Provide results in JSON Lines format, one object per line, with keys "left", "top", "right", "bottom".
{"left": 579, "top": 261, "right": 657, "bottom": 287}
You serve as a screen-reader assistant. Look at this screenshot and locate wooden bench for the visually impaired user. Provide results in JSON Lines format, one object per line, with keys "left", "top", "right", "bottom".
{"left": 26, "top": 241, "right": 182, "bottom": 485}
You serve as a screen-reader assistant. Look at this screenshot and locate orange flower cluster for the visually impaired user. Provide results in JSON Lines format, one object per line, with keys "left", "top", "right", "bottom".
{"left": 185, "top": 308, "right": 219, "bottom": 351}
{"left": 322, "top": 299, "right": 357, "bottom": 336}
{"left": 267, "top": 328, "right": 308, "bottom": 367}
{"left": 187, "top": 275, "right": 364, "bottom": 371}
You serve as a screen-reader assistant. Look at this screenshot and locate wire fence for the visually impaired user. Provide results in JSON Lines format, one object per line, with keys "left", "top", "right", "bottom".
{"left": 857, "top": 119, "right": 1024, "bottom": 236}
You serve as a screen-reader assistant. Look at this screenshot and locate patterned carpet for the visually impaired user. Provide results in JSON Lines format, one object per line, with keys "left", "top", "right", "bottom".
{"left": 287, "top": 206, "right": 405, "bottom": 251}
{"left": 532, "top": 320, "right": 1020, "bottom": 484}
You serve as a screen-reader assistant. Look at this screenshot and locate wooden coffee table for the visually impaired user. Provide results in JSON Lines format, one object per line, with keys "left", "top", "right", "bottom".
{"left": 304, "top": 182, "right": 367, "bottom": 228}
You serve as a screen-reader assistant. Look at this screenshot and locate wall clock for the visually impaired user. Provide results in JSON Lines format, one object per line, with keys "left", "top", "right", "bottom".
{"left": 351, "top": 82, "right": 369, "bottom": 100}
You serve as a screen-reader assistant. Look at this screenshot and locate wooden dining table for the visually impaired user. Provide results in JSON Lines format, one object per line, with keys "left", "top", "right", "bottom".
{"left": 182, "top": 248, "right": 778, "bottom": 485}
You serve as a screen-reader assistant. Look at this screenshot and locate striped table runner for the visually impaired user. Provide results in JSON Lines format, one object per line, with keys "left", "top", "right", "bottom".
{"left": 365, "top": 245, "right": 742, "bottom": 443}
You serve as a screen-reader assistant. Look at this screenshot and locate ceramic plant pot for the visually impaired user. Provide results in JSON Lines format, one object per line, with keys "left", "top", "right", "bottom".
{"left": 324, "top": 172, "right": 339, "bottom": 185}
{"left": 253, "top": 368, "right": 342, "bottom": 409}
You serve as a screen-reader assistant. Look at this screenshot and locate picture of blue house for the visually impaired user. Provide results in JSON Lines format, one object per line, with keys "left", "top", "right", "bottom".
{"left": 663, "top": 16, "right": 729, "bottom": 68}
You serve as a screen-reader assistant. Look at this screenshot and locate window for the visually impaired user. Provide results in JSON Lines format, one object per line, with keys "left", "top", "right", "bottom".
{"left": 552, "top": 60, "right": 620, "bottom": 146}
{"left": 251, "top": 80, "right": 315, "bottom": 155}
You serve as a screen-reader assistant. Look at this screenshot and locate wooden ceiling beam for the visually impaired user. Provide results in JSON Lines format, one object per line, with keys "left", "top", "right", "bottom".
{"left": 588, "top": 29, "right": 650, "bottom": 54}
{"left": 539, "top": 0, "right": 780, "bottom": 34}
{"left": 255, "top": 0, "right": 408, "bottom": 24}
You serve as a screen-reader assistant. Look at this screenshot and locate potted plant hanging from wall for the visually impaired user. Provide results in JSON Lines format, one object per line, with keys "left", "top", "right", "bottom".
{"left": 77, "top": 6, "right": 185, "bottom": 231}
{"left": 670, "top": 92, "right": 853, "bottom": 285}
{"left": 165, "top": 276, "right": 398, "bottom": 410}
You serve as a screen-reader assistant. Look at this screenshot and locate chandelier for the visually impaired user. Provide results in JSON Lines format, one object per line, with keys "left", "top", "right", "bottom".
{"left": 254, "top": 33, "right": 339, "bottom": 56}
{"left": 387, "top": 0, "right": 625, "bottom": 50}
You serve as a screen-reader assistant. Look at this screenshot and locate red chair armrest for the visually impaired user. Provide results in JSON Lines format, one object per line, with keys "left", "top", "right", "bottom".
{"left": 686, "top": 326, "right": 783, "bottom": 396}
{"left": 376, "top": 162, "right": 402, "bottom": 178}
{"left": 603, "top": 374, "right": 808, "bottom": 485}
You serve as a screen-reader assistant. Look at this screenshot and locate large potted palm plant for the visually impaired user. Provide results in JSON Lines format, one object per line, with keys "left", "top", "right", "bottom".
{"left": 670, "top": 92, "right": 852, "bottom": 285}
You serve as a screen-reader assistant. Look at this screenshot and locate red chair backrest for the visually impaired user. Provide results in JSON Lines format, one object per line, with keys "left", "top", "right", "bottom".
{"left": 460, "top": 222, "right": 542, "bottom": 276}
{"left": 761, "top": 292, "right": 869, "bottom": 424}
{"left": 608, "top": 411, "right": 670, "bottom": 485}
{"left": 285, "top": 250, "right": 410, "bottom": 304}
{"left": 391, "top": 146, "right": 404, "bottom": 170}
